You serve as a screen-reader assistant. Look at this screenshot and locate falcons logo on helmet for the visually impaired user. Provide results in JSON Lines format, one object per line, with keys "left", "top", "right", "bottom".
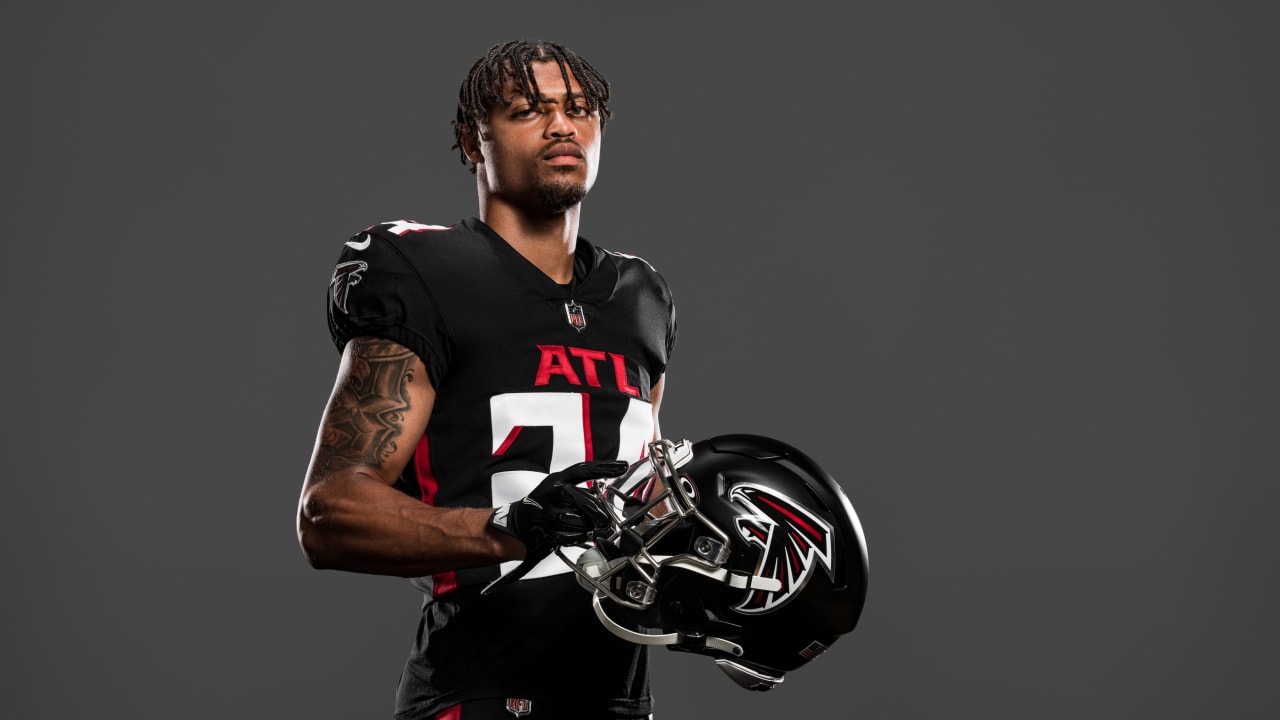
{"left": 730, "top": 483, "right": 835, "bottom": 614}
{"left": 330, "top": 260, "right": 368, "bottom": 313}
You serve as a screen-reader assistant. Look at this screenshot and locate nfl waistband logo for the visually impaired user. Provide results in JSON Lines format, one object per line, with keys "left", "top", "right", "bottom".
{"left": 505, "top": 698, "right": 533, "bottom": 717}
{"left": 565, "top": 300, "right": 587, "bottom": 332}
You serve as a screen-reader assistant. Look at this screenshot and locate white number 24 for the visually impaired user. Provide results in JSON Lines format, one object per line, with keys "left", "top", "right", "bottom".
{"left": 488, "top": 392, "right": 654, "bottom": 580}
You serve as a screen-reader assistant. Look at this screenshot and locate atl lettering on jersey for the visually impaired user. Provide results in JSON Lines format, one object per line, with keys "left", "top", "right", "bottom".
{"left": 533, "top": 344, "right": 640, "bottom": 397}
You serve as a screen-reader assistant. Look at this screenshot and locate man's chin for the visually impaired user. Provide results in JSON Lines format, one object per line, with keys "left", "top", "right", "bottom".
{"left": 534, "top": 180, "right": 588, "bottom": 213}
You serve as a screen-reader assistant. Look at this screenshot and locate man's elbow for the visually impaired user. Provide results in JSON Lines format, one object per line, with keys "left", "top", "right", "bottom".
{"left": 297, "top": 490, "right": 338, "bottom": 569}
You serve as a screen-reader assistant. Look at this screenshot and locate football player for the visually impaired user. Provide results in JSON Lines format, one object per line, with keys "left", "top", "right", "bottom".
{"left": 297, "top": 40, "right": 675, "bottom": 719}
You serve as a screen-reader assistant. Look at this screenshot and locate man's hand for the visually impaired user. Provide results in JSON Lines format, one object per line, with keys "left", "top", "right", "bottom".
{"left": 482, "top": 460, "right": 627, "bottom": 594}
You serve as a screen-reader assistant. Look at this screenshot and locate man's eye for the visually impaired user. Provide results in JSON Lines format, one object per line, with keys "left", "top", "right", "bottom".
{"left": 513, "top": 107, "right": 537, "bottom": 117}
{"left": 569, "top": 105, "right": 591, "bottom": 116}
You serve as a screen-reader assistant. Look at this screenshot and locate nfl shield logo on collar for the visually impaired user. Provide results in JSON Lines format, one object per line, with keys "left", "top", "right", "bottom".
{"left": 505, "top": 698, "right": 533, "bottom": 717}
{"left": 565, "top": 300, "right": 587, "bottom": 332}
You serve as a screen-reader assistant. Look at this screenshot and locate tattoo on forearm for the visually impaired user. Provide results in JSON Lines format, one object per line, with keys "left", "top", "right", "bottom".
{"left": 315, "top": 338, "right": 416, "bottom": 476}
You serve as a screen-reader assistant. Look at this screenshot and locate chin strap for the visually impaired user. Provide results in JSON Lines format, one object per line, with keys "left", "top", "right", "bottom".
{"left": 663, "top": 557, "right": 783, "bottom": 593}
{"left": 590, "top": 592, "right": 744, "bottom": 657}
{"left": 714, "top": 659, "right": 784, "bottom": 691}
{"left": 590, "top": 593, "right": 784, "bottom": 692}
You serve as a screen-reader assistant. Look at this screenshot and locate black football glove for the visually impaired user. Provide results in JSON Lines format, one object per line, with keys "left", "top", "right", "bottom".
{"left": 482, "top": 460, "right": 626, "bottom": 595}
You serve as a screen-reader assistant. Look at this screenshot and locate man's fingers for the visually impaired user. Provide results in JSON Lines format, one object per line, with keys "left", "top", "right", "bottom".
{"left": 553, "top": 460, "right": 630, "bottom": 486}
{"left": 563, "top": 486, "right": 611, "bottom": 528}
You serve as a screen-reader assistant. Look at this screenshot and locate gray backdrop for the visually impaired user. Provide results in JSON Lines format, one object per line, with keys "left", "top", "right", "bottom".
{"left": 4, "top": 2, "right": 1277, "bottom": 718}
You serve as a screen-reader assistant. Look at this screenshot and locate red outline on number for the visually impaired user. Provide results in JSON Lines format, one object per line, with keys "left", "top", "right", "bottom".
{"left": 580, "top": 393, "right": 594, "bottom": 461}
{"left": 494, "top": 425, "right": 524, "bottom": 456}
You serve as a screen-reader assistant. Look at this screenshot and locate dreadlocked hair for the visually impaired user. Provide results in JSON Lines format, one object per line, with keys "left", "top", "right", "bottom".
{"left": 452, "top": 39, "right": 612, "bottom": 173}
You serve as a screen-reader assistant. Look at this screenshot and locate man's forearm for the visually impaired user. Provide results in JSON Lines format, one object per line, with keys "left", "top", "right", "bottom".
{"left": 297, "top": 472, "right": 524, "bottom": 577}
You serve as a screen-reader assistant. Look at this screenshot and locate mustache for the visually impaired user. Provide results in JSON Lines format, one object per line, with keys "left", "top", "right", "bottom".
{"left": 540, "top": 140, "right": 586, "bottom": 158}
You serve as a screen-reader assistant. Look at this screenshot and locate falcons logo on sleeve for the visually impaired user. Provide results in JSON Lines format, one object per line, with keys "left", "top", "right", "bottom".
{"left": 730, "top": 483, "right": 835, "bottom": 614}
{"left": 330, "top": 260, "right": 368, "bottom": 314}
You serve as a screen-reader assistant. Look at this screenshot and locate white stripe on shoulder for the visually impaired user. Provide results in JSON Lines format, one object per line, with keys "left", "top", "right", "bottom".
{"left": 383, "top": 219, "right": 451, "bottom": 236}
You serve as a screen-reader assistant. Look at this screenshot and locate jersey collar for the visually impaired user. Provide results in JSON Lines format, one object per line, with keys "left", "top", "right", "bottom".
{"left": 465, "top": 217, "right": 618, "bottom": 307}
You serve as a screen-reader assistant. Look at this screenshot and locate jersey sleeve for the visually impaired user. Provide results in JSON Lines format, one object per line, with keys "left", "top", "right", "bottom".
{"left": 602, "top": 246, "right": 679, "bottom": 386}
{"left": 652, "top": 259, "right": 678, "bottom": 381}
{"left": 643, "top": 261, "right": 678, "bottom": 384}
{"left": 326, "top": 227, "right": 449, "bottom": 386}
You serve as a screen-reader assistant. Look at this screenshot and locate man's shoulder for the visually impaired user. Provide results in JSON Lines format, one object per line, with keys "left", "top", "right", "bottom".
{"left": 583, "top": 238, "right": 663, "bottom": 277}
{"left": 591, "top": 242, "right": 672, "bottom": 297}
{"left": 583, "top": 242, "right": 675, "bottom": 312}
{"left": 600, "top": 247, "right": 660, "bottom": 272}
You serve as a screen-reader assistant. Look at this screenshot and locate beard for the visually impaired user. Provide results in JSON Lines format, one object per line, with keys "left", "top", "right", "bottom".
{"left": 533, "top": 174, "right": 588, "bottom": 213}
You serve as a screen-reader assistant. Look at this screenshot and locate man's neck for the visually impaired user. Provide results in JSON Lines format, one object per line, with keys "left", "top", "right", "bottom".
{"left": 480, "top": 202, "right": 581, "bottom": 285}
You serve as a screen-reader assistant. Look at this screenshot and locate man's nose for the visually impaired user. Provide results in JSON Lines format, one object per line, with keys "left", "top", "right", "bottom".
{"left": 546, "top": 107, "right": 576, "bottom": 137}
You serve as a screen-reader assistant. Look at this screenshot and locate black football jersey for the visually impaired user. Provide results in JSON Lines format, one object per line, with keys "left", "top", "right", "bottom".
{"left": 326, "top": 217, "right": 676, "bottom": 718}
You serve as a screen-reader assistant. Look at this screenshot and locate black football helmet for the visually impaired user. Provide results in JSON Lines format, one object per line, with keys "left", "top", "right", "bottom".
{"left": 561, "top": 434, "right": 869, "bottom": 691}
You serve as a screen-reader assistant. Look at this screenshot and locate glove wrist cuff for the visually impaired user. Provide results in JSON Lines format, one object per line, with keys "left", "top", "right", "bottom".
{"left": 488, "top": 503, "right": 522, "bottom": 540}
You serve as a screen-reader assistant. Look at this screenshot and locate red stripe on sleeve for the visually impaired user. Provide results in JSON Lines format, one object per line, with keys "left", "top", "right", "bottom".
{"left": 412, "top": 432, "right": 456, "bottom": 598}
{"left": 414, "top": 433, "right": 438, "bottom": 505}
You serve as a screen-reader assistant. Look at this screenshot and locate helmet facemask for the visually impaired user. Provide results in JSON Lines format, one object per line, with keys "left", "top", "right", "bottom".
{"left": 559, "top": 439, "right": 793, "bottom": 689}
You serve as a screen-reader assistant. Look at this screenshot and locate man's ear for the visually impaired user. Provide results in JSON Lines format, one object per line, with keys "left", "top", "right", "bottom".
{"left": 460, "top": 127, "right": 483, "bottom": 165}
